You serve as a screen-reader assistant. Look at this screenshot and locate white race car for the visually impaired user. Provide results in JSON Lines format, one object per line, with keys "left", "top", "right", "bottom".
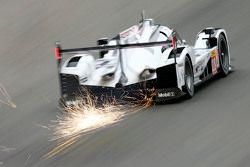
{"left": 55, "top": 17, "right": 230, "bottom": 104}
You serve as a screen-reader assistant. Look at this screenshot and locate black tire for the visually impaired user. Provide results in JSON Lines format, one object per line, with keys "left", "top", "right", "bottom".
{"left": 183, "top": 56, "right": 194, "bottom": 98}
{"left": 218, "top": 34, "right": 229, "bottom": 77}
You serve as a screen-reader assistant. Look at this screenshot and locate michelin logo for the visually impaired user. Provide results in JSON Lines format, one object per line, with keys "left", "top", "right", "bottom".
{"left": 158, "top": 92, "right": 175, "bottom": 98}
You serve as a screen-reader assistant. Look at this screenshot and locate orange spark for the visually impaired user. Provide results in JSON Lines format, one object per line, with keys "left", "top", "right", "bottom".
{"left": 44, "top": 88, "right": 156, "bottom": 159}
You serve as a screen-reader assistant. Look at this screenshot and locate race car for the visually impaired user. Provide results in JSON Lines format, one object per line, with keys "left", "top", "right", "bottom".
{"left": 54, "top": 17, "right": 230, "bottom": 105}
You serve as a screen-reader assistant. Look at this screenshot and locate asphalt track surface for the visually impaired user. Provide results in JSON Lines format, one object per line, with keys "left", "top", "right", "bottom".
{"left": 0, "top": 0, "right": 250, "bottom": 166}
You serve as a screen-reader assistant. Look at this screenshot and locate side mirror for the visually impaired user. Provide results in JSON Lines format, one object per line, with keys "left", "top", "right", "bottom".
{"left": 204, "top": 28, "right": 215, "bottom": 35}
{"left": 97, "top": 38, "right": 109, "bottom": 58}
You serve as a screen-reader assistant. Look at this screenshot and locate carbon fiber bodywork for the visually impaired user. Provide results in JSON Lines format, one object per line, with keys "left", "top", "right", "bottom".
{"left": 60, "top": 64, "right": 183, "bottom": 104}
{"left": 60, "top": 74, "right": 157, "bottom": 104}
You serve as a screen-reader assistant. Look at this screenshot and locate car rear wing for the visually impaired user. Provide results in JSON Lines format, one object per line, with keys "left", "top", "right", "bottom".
{"left": 54, "top": 34, "right": 178, "bottom": 67}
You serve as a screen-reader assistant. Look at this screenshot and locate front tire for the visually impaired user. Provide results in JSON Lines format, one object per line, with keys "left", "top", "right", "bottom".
{"left": 183, "top": 56, "right": 194, "bottom": 98}
{"left": 218, "top": 34, "right": 229, "bottom": 77}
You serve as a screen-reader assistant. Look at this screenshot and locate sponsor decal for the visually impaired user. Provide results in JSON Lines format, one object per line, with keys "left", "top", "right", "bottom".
{"left": 158, "top": 92, "right": 175, "bottom": 98}
{"left": 211, "top": 49, "right": 219, "bottom": 75}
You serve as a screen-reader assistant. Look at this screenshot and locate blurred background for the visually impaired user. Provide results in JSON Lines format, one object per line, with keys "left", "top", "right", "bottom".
{"left": 0, "top": 0, "right": 250, "bottom": 166}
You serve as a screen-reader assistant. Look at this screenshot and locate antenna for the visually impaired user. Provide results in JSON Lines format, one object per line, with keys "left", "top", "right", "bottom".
{"left": 141, "top": 10, "right": 145, "bottom": 22}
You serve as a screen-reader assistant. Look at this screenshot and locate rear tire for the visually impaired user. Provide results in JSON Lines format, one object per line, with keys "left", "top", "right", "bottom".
{"left": 183, "top": 56, "right": 194, "bottom": 98}
{"left": 218, "top": 34, "right": 229, "bottom": 77}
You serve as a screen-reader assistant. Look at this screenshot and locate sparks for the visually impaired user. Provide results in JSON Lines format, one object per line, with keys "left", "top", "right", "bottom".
{"left": 43, "top": 88, "right": 156, "bottom": 159}
{"left": 51, "top": 101, "right": 127, "bottom": 141}
{"left": 0, "top": 83, "right": 16, "bottom": 108}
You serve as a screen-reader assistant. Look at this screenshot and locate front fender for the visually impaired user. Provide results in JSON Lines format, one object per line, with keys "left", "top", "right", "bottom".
{"left": 176, "top": 47, "right": 195, "bottom": 88}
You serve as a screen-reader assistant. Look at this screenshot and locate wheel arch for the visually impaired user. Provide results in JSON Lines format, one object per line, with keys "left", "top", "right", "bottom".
{"left": 181, "top": 53, "right": 195, "bottom": 98}
{"left": 179, "top": 47, "right": 195, "bottom": 72}
{"left": 186, "top": 54, "right": 193, "bottom": 70}
{"left": 216, "top": 30, "right": 231, "bottom": 68}
{"left": 220, "top": 32, "right": 227, "bottom": 42}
